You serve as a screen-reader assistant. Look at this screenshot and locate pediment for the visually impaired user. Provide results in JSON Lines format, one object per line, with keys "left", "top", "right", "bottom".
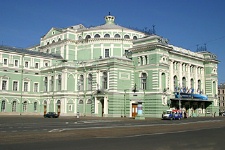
{"left": 42, "top": 27, "right": 63, "bottom": 39}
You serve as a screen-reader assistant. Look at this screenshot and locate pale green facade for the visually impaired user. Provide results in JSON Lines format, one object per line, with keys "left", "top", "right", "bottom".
{"left": 0, "top": 14, "right": 219, "bottom": 118}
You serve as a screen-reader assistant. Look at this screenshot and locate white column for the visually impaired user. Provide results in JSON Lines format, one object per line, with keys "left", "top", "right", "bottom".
{"left": 187, "top": 64, "right": 190, "bottom": 88}
{"left": 169, "top": 60, "right": 174, "bottom": 91}
{"left": 74, "top": 99, "right": 77, "bottom": 114}
{"left": 62, "top": 98, "right": 66, "bottom": 113}
{"left": 110, "top": 43, "right": 114, "bottom": 56}
{"left": 201, "top": 68, "right": 205, "bottom": 93}
{"left": 95, "top": 97, "right": 98, "bottom": 114}
{"left": 62, "top": 69, "right": 68, "bottom": 90}
{"left": 179, "top": 62, "right": 182, "bottom": 86}
{"left": 104, "top": 96, "right": 108, "bottom": 115}
{"left": 194, "top": 66, "right": 198, "bottom": 92}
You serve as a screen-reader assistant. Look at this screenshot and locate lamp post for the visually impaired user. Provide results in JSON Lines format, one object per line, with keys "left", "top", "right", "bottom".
{"left": 124, "top": 89, "right": 129, "bottom": 117}
{"left": 20, "top": 54, "right": 24, "bottom": 115}
{"left": 179, "top": 88, "right": 181, "bottom": 111}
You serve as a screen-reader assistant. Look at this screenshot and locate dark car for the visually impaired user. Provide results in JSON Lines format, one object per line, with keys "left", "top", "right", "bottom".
{"left": 44, "top": 112, "right": 59, "bottom": 118}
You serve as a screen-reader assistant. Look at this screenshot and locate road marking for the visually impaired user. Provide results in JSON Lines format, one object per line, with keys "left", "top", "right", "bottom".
{"left": 49, "top": 129, "right": 64, "bottom": 132}
{"left": 113, "top": 126, "right": 224, "bottom": 139}
{"left": 58, "top": 119, "right": 222, "bottom": 132}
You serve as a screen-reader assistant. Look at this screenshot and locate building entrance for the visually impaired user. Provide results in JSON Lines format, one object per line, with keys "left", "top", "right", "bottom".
{"left": 132, "top": 103, "right": 137, "bottom": 118}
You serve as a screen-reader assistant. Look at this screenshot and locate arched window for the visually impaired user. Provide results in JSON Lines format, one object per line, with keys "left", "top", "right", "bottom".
{"left": 104, "top": 34, "right": 110, "bottom": 38}
{"left": 1, "top": 100, "right": 6, "bottom": 112}
{"left": 94, "top": 34, "right": 100, "bottom": 38}
{"left": 78, "top": 75, "right": 84, "bottom": 91}
{"left": 102, "top": 72, "right": 108, "bottom": 89}
{"left": 124, "top": 35, "right": 130, "bottom": 39}
{"left": 44, "top": 77, "right": 48, "bottom": 92}
{"left": 78, "top": 36, "right": 82, "bottom": 40}
{"left": 87, "top": 99, "right": 92, "bottom": 104}
{"left": 58, "top": 38, "right": 61, "bottom": 41}
{"left": 23, "top": 101, "right": 27, "bottom": 112}
{"left": 34, "top": 102, "right": 37, "bottom": 112}
{"left": 57, "top": 100, "right": 61, "bottom": 105}
{"left": 85, "top": 35, "right": 91, "bottom": 40}
{"left": 140, "top": 56, "right": 143, "bottom": 65}
{"left": 88, "top": 74, "right": 93, "bottom": 91}
{"left": 213, "top": 81, "right": 216, "bottom": 96}
{"left": 12, "top": 101, "right": 16, "bottom": 112}
{"left": 145, "top": 56, "right": 148, "bottom": 65}
{"left": 133, "top": 36, "right": 137, "bottom": 40}
{"left": 50, "top": 75, "right": 54, "bottom": 92}
{"left": 79, "top": 99, "right": 83, "bottom": 104}
{"left": 190, "top": 78, "right": 194, "bottom": 89}
{"left": 161, "top": 73, "right": 166, "bottom": 91}
{"left": 58, "top": 75, "right": 61, "bottom": 91}
{"left": 52, "top": 40, "right": 55, "bottom": 43}
{"left": 114, "top": 34, "right": 121, "bottom": 38}
{"left": 182, "top": 77, "right": 186, "bottom": 88}
{"left": 141, "top": 73, "right": 147, "bottom": 90}
{"left": 174, "top": 76, "right": 178, "bottom": 91}
{"left": 198, "top": 80, "right": 201, "bottom": 92}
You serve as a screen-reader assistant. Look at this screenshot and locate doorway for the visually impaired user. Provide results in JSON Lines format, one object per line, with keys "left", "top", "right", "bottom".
{"left": 57, "top": 100, "right": 61, "bottom": 116}
{"left": 132, "top": 103, "right": 138, "bottom": 118}
{"left": 100, "top": 99, "right": 104, "bottom": 117}
{"left": 44, "top": 100, "right": 47, "bottom": 115}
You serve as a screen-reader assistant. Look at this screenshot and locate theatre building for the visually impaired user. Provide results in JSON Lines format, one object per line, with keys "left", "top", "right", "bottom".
{"left": 0, "top": 14, "right": 219, "bottom": 118}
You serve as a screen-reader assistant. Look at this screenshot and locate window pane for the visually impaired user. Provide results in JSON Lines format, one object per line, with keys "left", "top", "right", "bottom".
{"left": 105, "top": 49, "right": 109, "bottom": 57}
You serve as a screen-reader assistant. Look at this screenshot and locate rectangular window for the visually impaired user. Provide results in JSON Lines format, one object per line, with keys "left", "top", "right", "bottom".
{"left": 3, "top": 59, "right": 8, "bottom": 65}
{"left": 24, "top": 82, "right": 28, "bottom": 92}
{"left": 14, "top": 60, "right": 18, "bottom": 67}
{"left": 68, "top": 105, "right": 72, "bottom": 111}
{"left": 35, "top": 63, "right": 39, "bottom": 69}
{"left": 23, "top": 102, "right": 27, "bottom": 112}
{"left": 105, "top": 49, "right": 109, "bottom": 58}
{"left": 102, "top": 72, "right": 108, "bottom": 89}
{"left": 2, "top": 80, "right": 7, "bottom": 90}
{"left": 44, "top": 77, "right": 48, "bottom": 92}
{"left": 34, "top": 102, "right": 37, "bottom": 112}
{"left": 51, "top": 76, "right": 54, "bottom": 91}
{"left": 12, "top": 101, "right": 16, "bottom": 112}
{"left": 88, "top": 74, "right": 93, "bottom": 91}
{"left": 13, "top": 81, "right": 18, "bottom": 91}
{"left": 58, "top": 75, "right": 61, "bottom": 91}
{"left": 34, "top": 83, "right": 38, "bottom": 92}
{"left": 25, "top": 62, "right": 29, "bottom": 68}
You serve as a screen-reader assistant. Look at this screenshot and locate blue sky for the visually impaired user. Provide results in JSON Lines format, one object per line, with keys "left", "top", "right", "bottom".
{"left": 1, "top": 0, "right": 225, "bottom": 83}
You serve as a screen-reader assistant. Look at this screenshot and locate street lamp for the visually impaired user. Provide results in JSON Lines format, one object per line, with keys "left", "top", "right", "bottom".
{"left": 179, "top": 87, "right": 181, "bottom": 111}
{"left": 20, "top": 54, "right": 24, "bottom": 115}
{"left": 124, "top": 89, "right": 129, "bottom": 117}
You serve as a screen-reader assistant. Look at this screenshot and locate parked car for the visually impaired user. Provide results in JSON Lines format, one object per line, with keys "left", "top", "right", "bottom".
{"left": 162, "top": 109, "right": 182, "bottom": 120}
{"left": 44, "top": 112, "right": 59, "bottom": 118}
{"left": 219, "top": 112, "right": 225, "bottom": 116}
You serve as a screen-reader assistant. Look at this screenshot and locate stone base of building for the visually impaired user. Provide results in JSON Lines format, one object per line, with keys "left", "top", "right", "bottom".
{"left": 135, "top": 115, "right": 145, "bottom": 120}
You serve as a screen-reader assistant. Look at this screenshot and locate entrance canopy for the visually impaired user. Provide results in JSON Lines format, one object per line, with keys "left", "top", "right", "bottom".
{"left": 170, "top": 98, "right": 213, "bottom": 102}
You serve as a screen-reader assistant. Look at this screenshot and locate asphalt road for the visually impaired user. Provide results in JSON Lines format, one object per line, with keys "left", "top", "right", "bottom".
{"left": 0, "top": 116, "right": 225, "bottom": 150}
